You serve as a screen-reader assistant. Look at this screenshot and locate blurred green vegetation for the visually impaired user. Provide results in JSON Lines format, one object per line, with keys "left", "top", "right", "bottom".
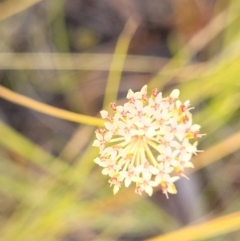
{"left": 0, "top": 0, "right": 240, "bottom": 241}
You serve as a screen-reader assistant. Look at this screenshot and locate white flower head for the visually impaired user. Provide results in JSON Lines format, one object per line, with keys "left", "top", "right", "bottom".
{"left": 93, "top": 85, "right": 205, "bottom": 198}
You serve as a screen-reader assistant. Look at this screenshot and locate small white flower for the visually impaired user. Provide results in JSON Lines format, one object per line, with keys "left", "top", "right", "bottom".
{"left": 157, "top": 146, "right": 179, "bottom": 165}
{"left": 157, "top": 134, "right": 175, "bottom": 152}
{"left": 122, "top": 164, "right": 142, "bottom": 187}
{"left": 108, "top": 173, "right": 124, "bottom": 194}
{"left": 92, "top": 131, "right": 112, "bottom": 152}
{"left": 135, "top": 173, "right": 156, "bottom": 196}
{"left": 101, "top": 159, "right": 121, "bottom": 176}
{"left": 155, "top": 162, "right": 173, "bottom": 183}
{"left": 93, "top": 85, "right": 205, "bottom": 198}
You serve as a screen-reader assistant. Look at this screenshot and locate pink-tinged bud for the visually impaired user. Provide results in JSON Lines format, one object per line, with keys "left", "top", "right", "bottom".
{"left": 140, "top": 85, "right": 148, "bottom": 101}
{"left": 151, "top": 88, "right": 158, "bottom": 97}
{"left": 161, "top": 186, "right": 169, "bottom": 199}
{"left": 135, "top": 184, "right": 143, "bottom": 195}
{"left": 181, "top": 104, "right": 186, "bottom": 112}
{"left": 110, "top": 102, "right": 117, "bottom": 111}
{"left": 183, "top": 115, "right": 189, "bottom": 124}
{"left": 177, "top": 170, "right": 189, "bottom": 180}
{"left": 193, "top": 132, "right": 199, "bottom": 138}
{"left": 106, "top": 115, "right": 113, "bottom": 121}
{"left": 96, "top": 128, "right": 106, "bottom": 135}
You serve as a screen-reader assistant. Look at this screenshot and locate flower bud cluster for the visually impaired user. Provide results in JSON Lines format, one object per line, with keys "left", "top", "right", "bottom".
{"left": 93, "top": 85, "right": 204, "bottom": 198}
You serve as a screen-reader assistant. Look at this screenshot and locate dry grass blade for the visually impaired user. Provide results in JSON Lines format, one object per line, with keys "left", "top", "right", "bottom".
{"left": 0, "top": 0, "right": 43, "bottom": 21}
{"left": 186, "top": 1, "right": 240, "bottom": 54}
{"left": 192, "top": 130, "right": 240, "bottom": 172}
{"left": 149, "top": 0, "right": 240, "bottom": 88}
{"left": 103, "top": 17, "right": 139, "bottom": 107}
{"left": 0, "top": 53, "right": 167, "bottom": 72}
{"left": 145, "top": 211, "right": 240, "bottom": 241}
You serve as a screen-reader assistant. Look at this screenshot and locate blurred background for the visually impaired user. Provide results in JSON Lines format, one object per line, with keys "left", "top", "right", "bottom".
{"left": 0, "top": 0, "right": 240, "bottom": 240}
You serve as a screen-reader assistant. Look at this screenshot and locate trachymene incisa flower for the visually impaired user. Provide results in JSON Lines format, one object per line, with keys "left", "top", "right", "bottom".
{"left": 93, "top": 85, "right": 204, "bottom": 198}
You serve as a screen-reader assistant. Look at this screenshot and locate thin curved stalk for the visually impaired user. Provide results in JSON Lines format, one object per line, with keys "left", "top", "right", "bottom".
{"left": 0, "top": 85, "right": 104, "bottom": 127}
{"left": 146, "top": 211, "right": 240, "bottom": 241}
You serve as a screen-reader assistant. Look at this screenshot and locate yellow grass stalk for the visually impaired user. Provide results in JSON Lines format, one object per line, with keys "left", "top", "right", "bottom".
{"left": 0, "top": 85, "right": 104, "bottom": 127}
{"left": 146, "top": 211, "right": 240, "bottom": 241}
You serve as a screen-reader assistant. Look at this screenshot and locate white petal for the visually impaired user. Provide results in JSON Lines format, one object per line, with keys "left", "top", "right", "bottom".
{"left": 170, "top": 176, "right": 180, "bottom": 183}
{"left": 170, "top": 160, "right": 179, "bottom": 167}
{"left": 96, "top": 132, "right": 104, "bottom": 140}
{"left": 170, "top": 89, "right": 180, "bottom": 99}
{"left": 158, "top": 162, "right": 164, "bottom": 170}
{"left": 163, "top": 173, "right": 171, "bottom": 181}
{"left": 142, "top": 171, "right": 152, "bottom": 180}
{"left": 93, "top": 157, "right": 100, "bottom": 164}
{"left": 135, "top": 100, "right": 143, "bottom": 111}
{"left": 176, "top": 100, "right": 181, "bottom": 108}
{"left": 135, "top": 165, "right": 143, "bottom": 174}
{"left": 150, "top": 179, "right": 160, "bottom": 187}
{"left": 180, "top": 153, "right": 192, "bottom": 162}
{"left": 186, "top": 145, "right": 197, "bottom": 153}
{"left": 132, "top": 175, "right": 142, "bottom": 182}
{"left": 137, "top": 129, "right": 145, "bottom": 136}
{"left": 146, "top": 128, "right": 156, "bottom": 138}
{"left": 130, "top": 129, "right": 138, "bottom": 136}
{"left": 167, "top": 183, "right": 177, "bottom": 194}
{"left": 145, "top": 185, "right": 153, "bottom": 196}
{"left": 184, "top": 100, "right": 190, "bottom": 106}
{"left": 140, "top": 85, "right": 147, "bottom": 94}
{"left": 166, "top": 134, "right": 174, "bottom": 142}
{"left": 157, "top": 154, "right": 164, "bottom": 161}
{"left": 172, "top": 150, "right": 180, "bottom": 157}
{"left": 184, "top": 162, "right": 194, "bottom": 168}
{"left": 171, "top": 141, "right": 180, "bottom": 149}
{"left": 191, "top": 124, "right": 201, "bottom": 132}
{"left": 175, "top": 133, "right": 185, "bottom": 141}
{"left": 104, "top": 132, "right": 112, "bottom": 141}
{"left": 113, "top": 185, "right": 120, "bottom": 195}
{"left": 124, "top": 177, "right": 132, "bottom": 187}
{"left": 92, "top": 140, "right": 100, "bottom": 147}
{"left": 149, "top": 165, "right": 158, "bottom": 175}
{"left": 100, "top": 110, "right": 108, "bottom": 118}
{"left": 155, "top": 175, "right": 162, "bottom": 183}
{"left": 127, "top": 89, "right": 134, "bottom": 99}
{"left": 102, "top": 168, "right": 109, "bottom": 175}
{"left": 124, "top": 134, "right": 132, "bottom": 143}
{"left": 116, "top": 106, "right": 123, "bottom": 112}
{"left": 105, "top": 122, "right": 113, "bottom": 131}
{"left": 156, "top": 92, "right": 162, "bottom": 103}
{"left": 165, "top": 146, "right": 172, "bottom": 156}
{"left": 166, "top": 166, "right": 174, "bottom": 173}
{"left": 134, "top": 92, "right": 142, "bottom": 100}
{"left": 135, "top": 121, "right": 144, "bottom": 128}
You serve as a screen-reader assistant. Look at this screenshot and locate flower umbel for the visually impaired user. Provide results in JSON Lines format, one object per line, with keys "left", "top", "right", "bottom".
{"left": 93, "top": 85, "right": 204, "bottom": 198}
